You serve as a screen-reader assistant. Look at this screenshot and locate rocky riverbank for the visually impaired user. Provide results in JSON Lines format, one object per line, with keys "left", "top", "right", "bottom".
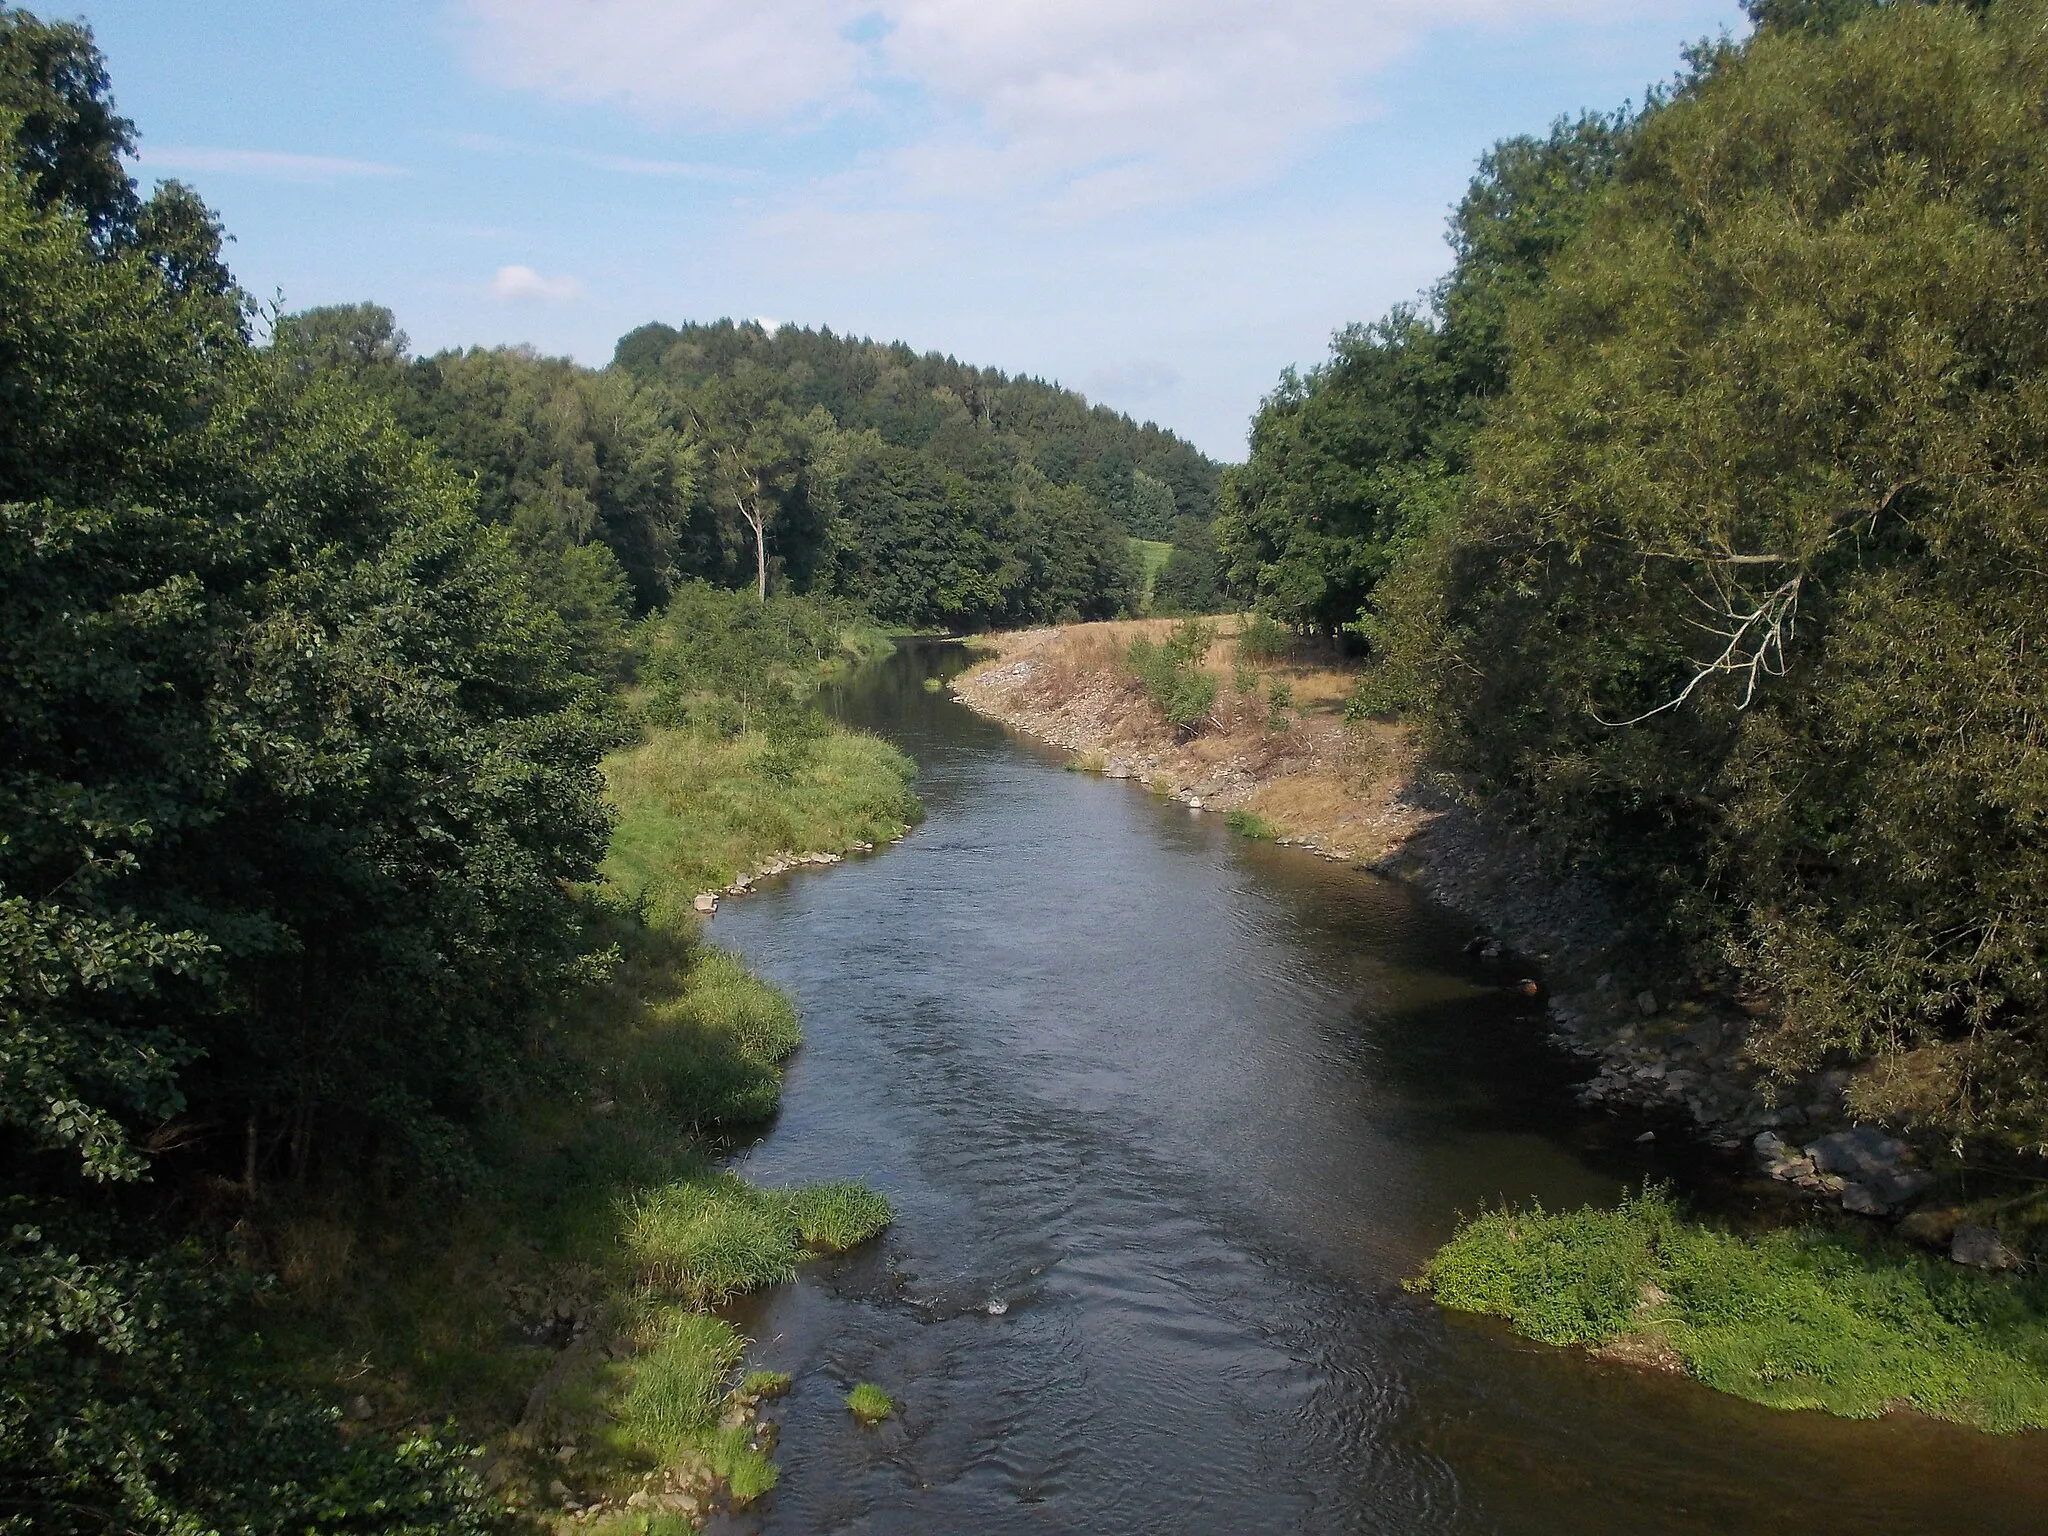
{"left": 953, "top": 621, "right": 2014, "bottom": 1264}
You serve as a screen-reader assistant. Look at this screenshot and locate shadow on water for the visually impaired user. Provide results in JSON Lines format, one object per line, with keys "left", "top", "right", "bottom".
{"left": 701, "top": 640, "right": 2048, "bottom": 1535}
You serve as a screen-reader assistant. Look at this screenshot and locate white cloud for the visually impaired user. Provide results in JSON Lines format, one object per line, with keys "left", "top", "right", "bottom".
{"left": 457, "top": 0, "right": 1663, "bottom": 211}
{"left": 138, "top": 147, "right": 407, "bottom": 183}
{"left": 491, "top": 264, "right": 585, "bottom": 301}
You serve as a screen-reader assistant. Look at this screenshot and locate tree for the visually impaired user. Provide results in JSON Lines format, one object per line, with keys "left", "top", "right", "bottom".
{"left": 1426, "top": 0, "right": 2048, "bottom": 1147}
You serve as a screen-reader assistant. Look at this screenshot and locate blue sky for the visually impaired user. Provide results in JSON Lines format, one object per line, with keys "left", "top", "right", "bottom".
{"left": 75, "top": 1, "right": 1746, "bottom": 460}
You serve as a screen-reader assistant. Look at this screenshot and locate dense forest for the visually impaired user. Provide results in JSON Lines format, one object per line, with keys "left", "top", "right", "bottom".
{"left": 1220, "top": 0, "right": 2048, "bottom": 1156}
{"left": 276, "top": 304, "right": 1224, "bottom": 637}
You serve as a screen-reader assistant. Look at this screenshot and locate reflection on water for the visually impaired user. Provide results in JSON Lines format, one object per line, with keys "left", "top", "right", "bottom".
{"left": 703, "top": 642, "right": 2048, "bottom": 1535}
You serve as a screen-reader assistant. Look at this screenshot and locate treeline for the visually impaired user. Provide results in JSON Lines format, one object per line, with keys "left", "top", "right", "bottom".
{"left": 279, "top": 307, "right": 1225, "bottom": 636}
{"left": 1219, "top": 0, "right": 2048, "bottom": 1154}
{"left": 0, "top": 6, "right": 616, "bottom": 1527}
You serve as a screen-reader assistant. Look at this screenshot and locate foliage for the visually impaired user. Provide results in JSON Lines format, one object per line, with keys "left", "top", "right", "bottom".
{"left": 637, "top": 582, "right": 880, "bottom": 736}
{"left": 1419, "top": 1189, "right": 2048, "bottom": 1431}
{"left": 615, "top": 1312, "right": 746, "bottom": 1463}
{"left": 624, "top": 1175, "right": 893, "bottom": 1309}
{"left": 1264, "top": 680, "right": 1294, "bottom": 734}
{"left": 276, "top": 311, "right": 1209, "bottom": 633}
{"left": 844, "top": 1383, "right": 894, "bottom": 1425}
{"left": 1126, "top": 620, "right": 1219, "bottom": 734}
{"left": 1150, "top": 516, "right": 1226, "bottom": 615}
{"left": 1217, "top": 111, "right": 1631, "bottom": 643}
{"left": 1415, "top": 0, "right": 2048, "bottom": 1146}
{"left": 0, "top": 1211, "right": 506, "bottom": 1535}
{"left": 1224, "top": 809, "right": 1277, "bottom": 840}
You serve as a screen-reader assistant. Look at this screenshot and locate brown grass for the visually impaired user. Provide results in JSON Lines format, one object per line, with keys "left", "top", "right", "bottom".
{"left": 953, "top": 618, "right": 1430, "bottom": 864}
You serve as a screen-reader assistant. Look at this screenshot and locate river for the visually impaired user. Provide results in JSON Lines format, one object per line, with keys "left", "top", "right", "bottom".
{"left": 708, "top": 641, "right": 2046, "bottom": 1535}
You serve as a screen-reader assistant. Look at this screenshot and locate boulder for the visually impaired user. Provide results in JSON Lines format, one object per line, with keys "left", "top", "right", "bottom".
{"left": 1951, "top": 1224, "right": 2021, "bottom": 1271}
{"left": 1805, "top": 1126, "right": 1907, "bottom": 1181}
{"left": 1636, "top": 990, "right": 1660, "bottom": 1017}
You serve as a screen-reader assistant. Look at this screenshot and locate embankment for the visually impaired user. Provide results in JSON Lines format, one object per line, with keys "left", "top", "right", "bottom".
{"left": 951, "top": 621, "right": 1993, "bottom": 1234}
{"left": 266, "top": 714, "right": 920, "bottom": 1532}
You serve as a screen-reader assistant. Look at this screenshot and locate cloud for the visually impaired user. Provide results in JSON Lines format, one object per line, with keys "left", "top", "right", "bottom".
{"left": 457, "top": 0, "right": 1663, "bottom": 211}
{"left": 491, "top": 264, "right": 585, "bottom": 301}
{"left": 1085, "top": 358, "right": 1182, "bottom": 405}
{"left": 137, "top": 147, "right": 407, "bottom": 183}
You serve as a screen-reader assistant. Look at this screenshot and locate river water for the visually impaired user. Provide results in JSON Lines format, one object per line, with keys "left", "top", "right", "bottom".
{"left": 710, "top": 642, "right": 2046, "bottom": 1535}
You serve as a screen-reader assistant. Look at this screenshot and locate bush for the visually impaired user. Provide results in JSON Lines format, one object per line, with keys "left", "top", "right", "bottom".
{"left": 1127, "top": 620, "right": 1218, "bottom": 733}
{"left": 1235, "top": 613, "right": 1292, "bottom": 663}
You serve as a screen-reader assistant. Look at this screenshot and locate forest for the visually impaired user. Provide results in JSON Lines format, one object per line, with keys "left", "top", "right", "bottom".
{"left": 1219, "top": 0, "right": 2048, "bottom": 1159}
{"left": 277, "top": 302, "right": 1224, "bottom": 638}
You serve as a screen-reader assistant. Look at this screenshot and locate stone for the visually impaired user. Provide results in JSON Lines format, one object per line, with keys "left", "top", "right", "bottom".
{"left": 1637, "top": 990, "right": 1659, "bottom": 1017}
{"left": 1897, "top": 1208, "right": 1963, "bottom": 1248}
{"left": 1805, "top": 1127, "right": 1920, "bottom": 1201}
{"left": 1952, "top": 1224, "right": 2021, "bottom": 1271}
{"left": 693, "top": 893, "right": 717, "bottom": 913}
{"left": 1840, "top": 1181, "right": 1887, "bottom": 1216}
{"left": 347, "top": 1395, "right": 374, "bottom": 1420}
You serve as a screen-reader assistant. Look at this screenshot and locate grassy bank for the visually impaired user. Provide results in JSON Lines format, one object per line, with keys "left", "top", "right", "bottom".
{"left": 259, "top": 905, "right": 893, "bottom": 1524}
{"left": 262, "top": 617, "right": 923, "bottom": 1526}
{"left": 605, "top": 725, "right": 921, "bottom": 926}
{"left": 1416, "top": 1190, "right": 2048, "bottom": 1432}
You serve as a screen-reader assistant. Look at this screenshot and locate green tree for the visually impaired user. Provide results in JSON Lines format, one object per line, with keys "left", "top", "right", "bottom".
{"left": 1425, "top": 0, "right": 2048, "bottom": 1147}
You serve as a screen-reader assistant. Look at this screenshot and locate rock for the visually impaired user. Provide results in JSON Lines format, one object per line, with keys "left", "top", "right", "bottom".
{"left": 1840, "top": 1181, "right": 1887, "bottom": 1216}
{"left": 347, "top": 1395, "right": 374, "bottom": 1421}
{"left": 1479, "top": 940, "right": 1503, "bottom": 961}
{"left": 1898, "top": 1207, "right": 1964, "bottom": 1248}
{"left": 1636, "top": 990, "right": 1659, "bottom": 1017}
{"left": 1634, "top": 1130, "right": 1656, "bottom": 1144}
{"left": 1804, "top": 1127, "right": 1929, "bottom": 1210}
{"left": 1952, "top": 1224, "right": 2021, "bottom": 1271}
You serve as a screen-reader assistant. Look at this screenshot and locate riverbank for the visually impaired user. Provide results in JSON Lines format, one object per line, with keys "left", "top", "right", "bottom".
{"left": 952, "top": 621, "right": 2040, "bottom": 1262}
{"left": 257, "top": 708, "right": 919, "bottom": 1531}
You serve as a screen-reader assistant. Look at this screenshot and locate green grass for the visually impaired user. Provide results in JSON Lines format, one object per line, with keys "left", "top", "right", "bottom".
{"left": 1224, "top": 809, "right": 1277, "bottom": 840}
{"left": 626, "top": 1175, "right": 896, "bottom": 1307}
{"left": 846, "top": 1383, "right": 895, "bottom": 1424}
{"left": 616, "top": 1313, "right": 747, "bottom": 1462}
{"left": 1130, "top": 538, "right": 1173, "bottom": 611}
{"left": 739, "top": 1370, "right": 791, "bottom": 1400}
{"left": 604, "top": 724, "right": 922, "bottom": 927}
{"left": 1417, "top": 1188, "right": 2048, "bottom": 1431}
{"left": 783, "top": 1181, "right": 894, "bottom": 1251}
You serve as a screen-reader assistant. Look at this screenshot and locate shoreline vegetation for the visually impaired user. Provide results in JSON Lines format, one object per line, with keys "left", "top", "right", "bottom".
{"left": 259, "top": 592, "right": 924, "bottom": 1529}
{"left": 952, "top": 616, "right": 2048, "bottom": 1432}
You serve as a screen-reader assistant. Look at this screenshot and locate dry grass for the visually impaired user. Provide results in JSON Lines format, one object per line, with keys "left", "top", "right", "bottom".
{"left": 953, "top": 618, "right": 1429, "bottom": 863}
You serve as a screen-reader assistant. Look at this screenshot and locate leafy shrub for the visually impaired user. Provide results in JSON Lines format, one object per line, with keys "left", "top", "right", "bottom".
{"left": 1127, "top": 620, "right": 1219, "bottom": 733}
{"left": 1265, "top": 679, "right": 1293, "bottom": 733}
{"left": 0, "top": 1216, "right": 506, "bottom": 1535}
{"left": 1235, "top": 614, "right": 1292, "bottom": 662}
